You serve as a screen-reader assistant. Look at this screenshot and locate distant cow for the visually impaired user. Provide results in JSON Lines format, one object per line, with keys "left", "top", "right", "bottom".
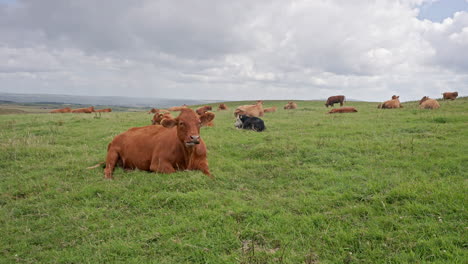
{"left": 152, "top": 112, "right": 173, "bottom": 125}
{"left": 50, "top": 107, "right": 71, "bottom": 113}
{"left": 283, "top": 102, "right": 297, "bottom": 109}
{"left": 234, "top": 101, "right": 264, "bottom": 117}
{"left": 196, "top": 106, "right": 212, "bottom": 115}
{"left": 217, "top": 103, "right": 228, "bottom": 111}
{"left": 264, "top": 106, "right": 277, "bottom": 113}
{"left": 378, "top": 96, "right": 402, "bottom": 109}
{"left": 325, "top": 95, "right": 345, "bottom": 107}
{"left": 234, "top": 115, "right": 266, "bottom": 132}
{"left": 419, "top": 96, "right": 440, "bottom": 109}
{"left": 148, "top": 108, "right": 159, "bottom": 114}
{"left": 328, "top": 107, "right": 358, "bottom": 114}
{"left": 442, "top": 92, "right": 458, "bottom": 100}
{"left": 101, "top": 108, "right": 215, "bottom": 179}
{"left": 95, "top": 108, "right": 112, "bottom": 113}
{"left": 72, "top": 106, "right": 95, "bottom": 113}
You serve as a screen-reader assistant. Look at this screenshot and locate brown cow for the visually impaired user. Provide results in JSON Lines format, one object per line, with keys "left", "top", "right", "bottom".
{"left": 95, "top": 108, "right": 112, "bottom": 113}
{"left": 442, "top": 92, "right": 458, "bottom": 100}
{"left": 102, "top": 108, "right": 215, "bottom": 179}
{"left": 328, "top": 107, "right": 358, "bottom": 114}
{"left": 50, "top": 107, "right": 71, "bottom": 113}
{"left": 283, "top": 102, "right": 297, "bottom": 110}
{"left": 148, "top": 108, "right": 159, "bottom": 114}
{"left": 152, "top": 112, "right": 173, "bottom": 125}
{"left": 167, "top": 105, "right": 189, "bottom": 111}
{"left": 72, "top": 106, "right": 95, "bottom": 113}
{"left": 217, "top": 103, "right": 228, "bottom": 111}
{"left": 419, "top": 96, "right": 440, "bottom": 109}
{"left": 234, "top": 101, "right": 264, "bottom": 117}
{"left": 196, "top": 106, "right": 213, "bottom": 115}
{"left": 378, "top": 96, "right": 402, "bottom": 109}
{"left": 325, "top": 95, "right": 345, "bottom": 107}
{"left": 264, "top": 106, "right": 277, "bottom": 113}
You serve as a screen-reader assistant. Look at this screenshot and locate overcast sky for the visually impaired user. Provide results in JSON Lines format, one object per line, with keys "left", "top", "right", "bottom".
{"left": 0, "top": 0, "right": 467, "bottom": 101}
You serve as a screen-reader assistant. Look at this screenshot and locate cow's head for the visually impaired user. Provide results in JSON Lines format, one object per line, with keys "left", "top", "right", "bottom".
{"left": 161, "top": 108, "right": 215, "bottom": 146}
{"left": 419, "top": 96, "right": 429, "bottom": 105}
{"left": 454, "top": 92, "right": 458, "bottom": 96}
{"left": 391, "top": 95, "right": 399, "bottom": 100}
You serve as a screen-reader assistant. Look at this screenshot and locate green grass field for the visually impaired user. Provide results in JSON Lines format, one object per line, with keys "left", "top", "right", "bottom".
{"left": 1, "top": 99, "right": 467, "bottom": 263}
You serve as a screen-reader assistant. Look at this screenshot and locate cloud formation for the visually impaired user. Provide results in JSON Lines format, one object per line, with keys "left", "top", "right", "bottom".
{"left": 0, "top": 0, "right": 467, "bottom": 101}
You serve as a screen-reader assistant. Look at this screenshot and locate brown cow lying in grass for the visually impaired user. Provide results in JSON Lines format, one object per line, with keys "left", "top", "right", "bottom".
{"left": 419, "top": 96, "right": 440, "bottom": 109}
{"left": 217, "top": 103, "right": 228, "bottom": 110}
{"left": 101, "top": 108, "right": 215, "bottom": 179}
{"left": 196, "top": 106, "right": 212, "bottom": 115}
{"left": 442, "top": 92, "right": 458, "bottom": 100}
{"left": 152, "top": 112, "right": 173, "bottom": 125}
{"left": 234, "top": 101, "right": 264, "bottom": 117}
{"left": 284, "top": 102, "right": 297, "bottom": 109}
{"left": 378, "top": 96, "right": 402, "bottom": 109}
{"left": 168, "top": 105, "right": 188, "bottom": 111}
{"left": 72, "top": 106, "right": 95, "bottom": 113}
{"left": 264, "top": 106, "right": 277, "bottom": 113}
{"left": 328, "top": 107, "right": 358, "bottom": 114}
{"left": 95, "top": 108, "right": 112, "bottom": 113}
{"left": 50, "top": 107, "right": 71, "bottom": 113}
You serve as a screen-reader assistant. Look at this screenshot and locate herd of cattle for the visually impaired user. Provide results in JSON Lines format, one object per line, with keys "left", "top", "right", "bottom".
{"left": 50, "top": 106, "right": 112, "bottom": 113}
{"left": 53, "top": 91, "right": 459, "bottom": 179}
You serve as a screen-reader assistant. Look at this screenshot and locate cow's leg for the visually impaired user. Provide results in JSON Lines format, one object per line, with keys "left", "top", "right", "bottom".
{"left": 104, "top": 149, "right": 119, "bottom": 179}
{"left": 150, "top": 159, "right": 176, "bottom": 174}
{"left": 340, "top": 101, "right": 343, "bottom": 106}
{"left": 189, "top": 159, "right": 213, "bottom": 179}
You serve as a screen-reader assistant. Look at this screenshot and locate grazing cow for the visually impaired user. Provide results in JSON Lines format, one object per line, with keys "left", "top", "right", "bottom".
{"left": 101, "top": 108, "right": 215, "bottom": 179}
{"left": 419, "top": 96, "right": 440, "bottom": 109}
{"left": 234, "top": 101, "right": 264, "bottom": 117}
{"left": 50, "top": 107, "right": 71, "bottom": 113}
{"left": 152, "top": 112, "right": 173, "bottom": 125}
{"left": 196, "top": 106, "right": 213, "bottom": 115}
{"left": 442, "top": 92, "right": 458, "bottom": 100}
{"left": 378, "top": 96, "right": 403, "bottom": 109}
{"left": 264, "top": 106, "right": 277, "bottom": 113}
{"left": 284, "top": 102, "right": 298, "bottom": 109}
{"left": 95, "top": 108, "right": 112, "bottom": 113}
{"left": 72, "top": 106, "right": 95, "bottom": 113}
{"left": 328, "top": 107, "right": 358, "bottom": 114}
{"left": 325, "top": 95, "right": 345, "bottom": 107}
{"left": 217, "top": 103, "right": 228, "bottom": 111}
{"left": 234, "top": 115, "right": 266, "bottom": 132}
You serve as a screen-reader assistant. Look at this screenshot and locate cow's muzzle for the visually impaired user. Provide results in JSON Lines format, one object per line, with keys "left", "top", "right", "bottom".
{"left": 185, "top": 135, "right": 200, "bottom": 146}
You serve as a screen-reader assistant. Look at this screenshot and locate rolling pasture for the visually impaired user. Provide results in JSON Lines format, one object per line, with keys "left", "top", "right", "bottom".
{"left": 0, "top": 99, "right": 467, "bottom": 263}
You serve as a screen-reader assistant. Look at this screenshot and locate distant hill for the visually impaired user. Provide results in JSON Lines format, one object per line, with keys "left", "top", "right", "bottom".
{"left": 0, "top": 93, "right": 220, "bottom": 108}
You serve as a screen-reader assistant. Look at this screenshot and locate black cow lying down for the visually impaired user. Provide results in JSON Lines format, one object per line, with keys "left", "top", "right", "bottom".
{"left": 235, "top": 115, "right": 266, "bottom": 132}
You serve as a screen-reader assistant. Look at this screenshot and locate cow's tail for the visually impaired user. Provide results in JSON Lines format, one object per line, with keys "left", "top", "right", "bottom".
{"left": 377, "top": 104, "right": 382, "bottom": 109}
{"left": 87, "top": 162, "right": 105, "bottom": 169}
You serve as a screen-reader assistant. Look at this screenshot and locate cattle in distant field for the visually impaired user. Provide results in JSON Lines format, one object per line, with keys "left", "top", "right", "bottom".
{"left": 328, "top": 107, "right": 358, "bottom": 114}
{"left": 419, "top": 96, "right": 440, "bottom": 109}
{"left": 217, "top": 103, "right": 228, "bottom": 111}
{"left": 378, "top": 96, "right": 402, "bottom": 109}
{"left": 148, "top": 108, "right": 159, "bottom": 114}
{"left": 442, "top": 92, "right": 458, "bottom": 100}
{"left": 98, "top": 108, "right": 215, "bottom": 179}
{"left": 264, "top": 106, "right": 277, "bottom": 113}
{"left": 234, "top": 115, "right": 266, "bottom": 132}
{"left": 196, "top": 106, "right": 213, "bottom": 115}
{"left": 72, "top": 106, "right": 95, "bottom": 113}
{"left": 325, "top": 95, "right": 345, "bottom": 107}
{"left": 50, "top": 107, "right": 71, "bottom": 113}
{"left": 152, "top": 112, "right": 173, "bottom": 125}
{"left": 234, "top": 101, "right": 264, "bottom": 117}
{"left": 95, "top": 108, "right": 112, "bottom": 113}
{"left": 283, "top": 102, "right": 297, "bottom": 110}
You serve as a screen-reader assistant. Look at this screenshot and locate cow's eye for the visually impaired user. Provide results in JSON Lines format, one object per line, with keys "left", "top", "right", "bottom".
{"left": 179, "top": 122, "right": 185, "bottom": 126}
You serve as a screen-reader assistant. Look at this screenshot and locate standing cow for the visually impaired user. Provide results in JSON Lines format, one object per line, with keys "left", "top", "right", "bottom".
{"left": 101, "top": 108, "right": 215, "bottom": 179}
{"left": 442, "top": 92, "right": 458, "bottom": 100}
{"left": 325, "top": 95, "right": 345, "bottom": 107}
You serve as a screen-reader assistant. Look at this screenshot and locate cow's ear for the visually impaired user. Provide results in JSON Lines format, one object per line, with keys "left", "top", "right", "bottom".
{"left": 161, "top": 118, "right": 178, "bottom": 128}
{"left": 200, "top": 112, "right": 215, "bottom": 126}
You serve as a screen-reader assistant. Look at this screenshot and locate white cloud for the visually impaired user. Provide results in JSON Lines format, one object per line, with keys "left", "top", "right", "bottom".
{"left": 0, "top": 0, "right": 467, "bottom": 101}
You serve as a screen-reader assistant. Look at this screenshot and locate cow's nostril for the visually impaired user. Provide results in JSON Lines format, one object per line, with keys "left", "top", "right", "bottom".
{"left": 190, "top": 135, "right": 200, "bottom": 140}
